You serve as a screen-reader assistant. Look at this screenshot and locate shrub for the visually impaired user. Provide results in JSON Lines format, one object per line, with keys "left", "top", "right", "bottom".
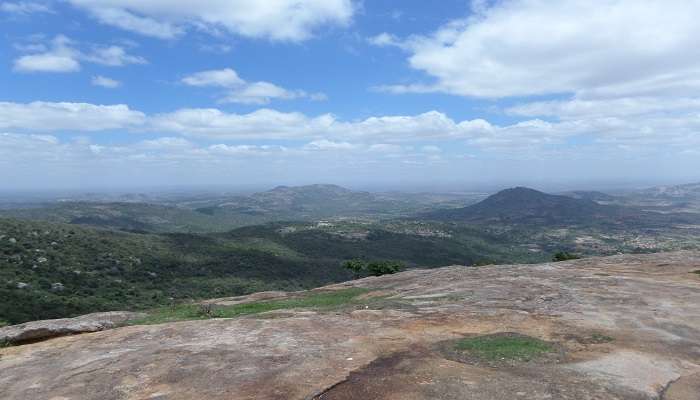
{"left": 343, "top": 259, "right": 366, "bottom": 278}
{"left": 343, "top": 259, "right": 404, "bottom": 278}
{"left": 552, "top": 251, "right": 581, "bottom": 262}
{"left": 366, "top": 260, "right": 404, "bottom": 276}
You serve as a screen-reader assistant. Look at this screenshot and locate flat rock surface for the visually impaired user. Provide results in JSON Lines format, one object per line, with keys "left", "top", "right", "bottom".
{"left": 0, "top": 311, "right": 146, "bottom": 344}
{"left": 1, "top": 252, "right": 700, "bottom": 399}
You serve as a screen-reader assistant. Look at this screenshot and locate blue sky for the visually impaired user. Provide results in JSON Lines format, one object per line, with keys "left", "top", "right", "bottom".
{"left": 1, "top": 0, "right": 699, "bottom": 190}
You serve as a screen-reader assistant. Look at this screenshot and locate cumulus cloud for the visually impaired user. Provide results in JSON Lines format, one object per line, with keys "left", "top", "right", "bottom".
{"left": 0, "top": 101, "right": 146, "bottom": 131}
{"left": 2, "top": 100, "right": 698, "bottom": 154}
{"left": 150, "top": 108, "right": 335, "bottom": 139}
{"left": 303, "top": 139, "right": 357, "bottom": 151}
{"left": 91, "top": 75, "right": 121, "bottom": 88}
{"left": 13, "top": 35, "right": 146, "bottom": 73}
{"left": 182, "top": 68, "right": 244, "bottom": 88}
{"left": 13, "top": 35, "right": 80, "bottom": 72}
{"left": 67, "top": 0, "right": 355, "bottom": 41}
{"left": 182, "top": 68, "right": 326, "bottom": 104}
{"left": 380, "top": 0, "right": 700, "bottom": 99}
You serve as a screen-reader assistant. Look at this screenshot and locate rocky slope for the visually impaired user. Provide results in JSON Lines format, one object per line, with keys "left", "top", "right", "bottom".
{"left": 1, "top": 252, "right": 700, "bottom": 399}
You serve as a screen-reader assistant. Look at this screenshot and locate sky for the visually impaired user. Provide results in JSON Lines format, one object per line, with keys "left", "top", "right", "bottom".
{"left": 1, "top": 0, "right": 699, "bottom": 191}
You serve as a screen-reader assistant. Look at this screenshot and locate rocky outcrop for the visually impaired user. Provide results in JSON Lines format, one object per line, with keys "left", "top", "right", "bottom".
{"left": 0, "top": 311, "right": 146, "bottom": 344}
{"left": 1, "top": 252, "right": 700, "bottom": 400}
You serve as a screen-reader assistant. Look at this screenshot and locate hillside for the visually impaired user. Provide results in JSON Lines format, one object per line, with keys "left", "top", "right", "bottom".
{"left": 0, "top": 217, "right": 541, "bottom": 324}
{"left": 422, "top": 187, "right": 620, "bottom": 224}
{"left": 0, "top": 202, "right": 228, "bottom": 233}
{"left": 2, "top": 252, "right": 699, "bottom": 399}
{"left": 0, "top": 185, "right": 481, "bottom": 233}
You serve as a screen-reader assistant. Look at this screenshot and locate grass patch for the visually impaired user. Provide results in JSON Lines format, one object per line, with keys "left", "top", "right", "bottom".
{"left": 455, "top": 333, "right": 553, "bottom": 361}
{"left": 589, "top": 332, "right": 614, "bottom": 343}
{"left": 130, "top": 287, "right": 371, "bottom": 326}
{"left": 692, "top": 270, "right": 700, "bottom": 275}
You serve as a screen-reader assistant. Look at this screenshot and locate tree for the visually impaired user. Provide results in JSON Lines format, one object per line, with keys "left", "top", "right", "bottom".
{"left": 343, "top": 259, "right": 366, "bottom": 278}
{"left": 552, "top": 251, "right": 581, "bottom": 262}
{"left": 366, "top": 260, "right": 404, "bottom": 276}
{"left": 343, "top": 259, "right": 404, "bottom": 278}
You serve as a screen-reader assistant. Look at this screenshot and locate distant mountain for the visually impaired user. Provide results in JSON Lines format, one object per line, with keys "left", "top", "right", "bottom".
{"left": 0, "top": 184, "right": 481, "bottom": 233}
{"left": 193, "top": 184, "right": 477, "bottom": 223}
{"left": 637, "top": 182, "right": 700, "bottom": 199}
{"left": 421, "top": 187, "right": 625, "bottom": 225}
{"left": 0, "top": 202, "right": 225, "bottom": 233}
{"left": 560, "top": 190, "right": 617, "bottom": 203}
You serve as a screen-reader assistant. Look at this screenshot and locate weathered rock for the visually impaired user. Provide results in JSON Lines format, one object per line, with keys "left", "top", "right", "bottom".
{"left": 1, "top": 252, "right": 699, "bottom": 400}
{"left": 0, "top": 311, "right": 146, "bottom": 344}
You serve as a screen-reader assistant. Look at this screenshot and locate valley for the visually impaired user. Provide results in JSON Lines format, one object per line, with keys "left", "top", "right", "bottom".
{"left": 2, "top": 183, "right": 700, "bottom": 325}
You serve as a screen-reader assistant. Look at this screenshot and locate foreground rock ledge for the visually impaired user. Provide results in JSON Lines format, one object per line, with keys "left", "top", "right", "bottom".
{"left": 1, "top": 252, "right": 699, "bottom": 400}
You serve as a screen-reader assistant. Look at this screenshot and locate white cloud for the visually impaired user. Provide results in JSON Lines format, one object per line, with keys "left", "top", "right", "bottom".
{"left": 68, "top": 0, "right": 355, "bottom": 41}
{"left": 367, "top": 32, "right": 401, "bottom": 47}
{"left": 13, "top": 36, "right": 80, "bottom": 72}
{"left": 2, "top": 100, "right": 698, "bottom": 154}
{"left": 182, "top": 68, "right": 243, "bottom": 87}
{"left": 86, "top": 7, "right": 184, "bottom": 39}
{"left": 304, "top": 139, "right": 357, "bottom": 151}
{"left": 382, "top": 0, "right": 700, "bottom": 99}
{"left": 221, "top": 82, "right": 307, "bottom": 105}
{"left": 182, "top": 68, "right": 326, "bottom": 104}
{"left": 13, "top": 35, "right": 146, "bottom": 73}
{"left": 0, "top": 101, "right": 146, "bottom": 131}
{"left": 91, "top": 75, "right": 122, "bottom": 88}
{"left": 150, "top": 108, "right": 335, "bottom": 139}
{"left": 83, "top": 45, "right": 147, "bottom": 66}
{"left": 0, "top": 1, "right": 52, "bottom": 14}
{"left": 507, "top": 97, "right": 700, "bottom": 120}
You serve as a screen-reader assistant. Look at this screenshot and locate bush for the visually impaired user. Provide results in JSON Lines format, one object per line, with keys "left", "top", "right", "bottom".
{"left": 366, "top": 261, "right": 403, "bottom": 276}
{"left": 343, "top": 259, "right": 366, "bottom": 278}
{"left": 552, "top": 251, "right": 581, "bottom": 262}
{"left": 343, "top": 259, "right": 404, "bottom": 277}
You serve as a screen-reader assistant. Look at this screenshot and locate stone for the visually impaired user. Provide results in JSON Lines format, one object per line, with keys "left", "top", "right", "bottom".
{"left": 1, "top": 252, "right": 700, "bottom": 400}
{"left": 0, "top": 311, "right": 146, "bottom": 345}
{"left": 15, "top": 282, "right": 29, "bottom": 289}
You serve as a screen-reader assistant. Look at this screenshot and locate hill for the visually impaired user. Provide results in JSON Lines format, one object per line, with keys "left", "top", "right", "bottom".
{"left": 560, "top": 190, "right": 617, "bottom": 203}
{"left": 421, "top": 187, "right": 618, "bottom": 224}
{"left": 2, "top": 252, "right": 699, "bottom": 399}
{"left": 0, "top": 217, "right": 541, "bottom": 324}
{"left": 0, "top": 185, "right": 481, "bottom": 233}
{"left": 0, "top": 202, "right": 228, "bottom": 233}
{"left": 637, "top": 182, "right": 700, "bottom": 200}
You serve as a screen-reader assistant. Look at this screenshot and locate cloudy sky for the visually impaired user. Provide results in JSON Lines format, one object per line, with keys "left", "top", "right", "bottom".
{"left": 1, "top": 0, "right": 699, "bottom": 190}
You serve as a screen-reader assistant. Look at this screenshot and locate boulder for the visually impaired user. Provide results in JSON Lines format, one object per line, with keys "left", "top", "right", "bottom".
{"left": 0, "top": 311, "right": 146, "bottom": 344}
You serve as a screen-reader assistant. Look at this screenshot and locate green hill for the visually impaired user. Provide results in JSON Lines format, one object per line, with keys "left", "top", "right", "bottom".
{"left": 0, "top": 217, "right": 539, "bottom": 325}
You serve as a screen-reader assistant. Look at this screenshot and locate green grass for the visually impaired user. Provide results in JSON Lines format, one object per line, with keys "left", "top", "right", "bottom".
{"left": 589, "top": 332, "right": 614, "bottom": 343}
{"left": 693, "top": 270, "right": 700, "bottom": 275}
{"left": 130, "top": 287, "right": 371, "bottom": 325}
{"left": 455, "top": 334, "right": 553, "bottom": 361}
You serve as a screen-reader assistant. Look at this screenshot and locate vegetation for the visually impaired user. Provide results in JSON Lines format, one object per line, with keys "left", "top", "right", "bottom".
{"left": 552, "top": 251, "right": 581, "bottom": 262}
{"left": 3, "top": 184, "right": 700, "bottom": 325}
{"left": 589, "top": 332, "right": 614, "bottom": 343}
{"left": 343, "top": 259, "right": 404, "bottom": 278}
{"left": 128, "top": 288, "right": 371, "bottom": 325}
{"left": 455, "top": 333, "right": 553, "bottom": 361}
